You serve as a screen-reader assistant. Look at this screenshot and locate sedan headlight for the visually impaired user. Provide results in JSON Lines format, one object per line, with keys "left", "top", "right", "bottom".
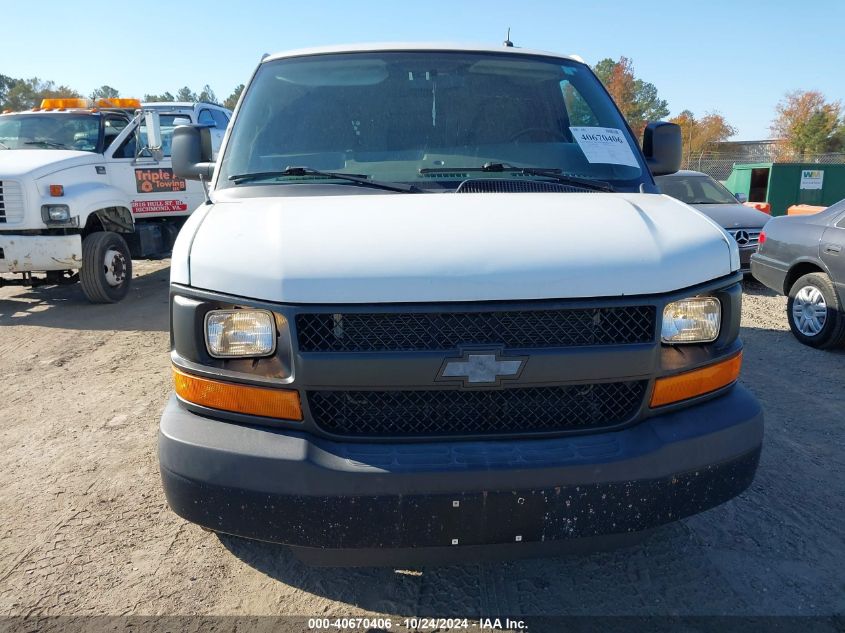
{"left": 661, "top": 297, "right": 721, "bottom": 343}
{"left": 205, "top": 309, "right": 277, "bottom": 358}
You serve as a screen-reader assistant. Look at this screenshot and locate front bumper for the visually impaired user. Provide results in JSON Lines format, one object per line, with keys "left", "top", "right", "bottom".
{"left": 0, "top": 233, "right": 82, "bottom": 273}
{"left": 751, "top": 253, "right": 788, "bottom": 293}
{"left": 159, "top": 384, "right": 763, "bottom": 556}
{"left": 738, "top": 245, "right": 757, "bottom": 273}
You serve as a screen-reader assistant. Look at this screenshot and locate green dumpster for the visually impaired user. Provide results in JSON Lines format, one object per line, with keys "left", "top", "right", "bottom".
{"left": 723, "top": 162, "right": 845, "bottom": 216}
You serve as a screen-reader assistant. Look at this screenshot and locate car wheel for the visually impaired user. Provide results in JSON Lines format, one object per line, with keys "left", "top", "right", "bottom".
{"left": 80, "top": 231, "right": 132, "bottom": 303}
{"left": 786, "top": 272, "right": 845, "bottom": 349}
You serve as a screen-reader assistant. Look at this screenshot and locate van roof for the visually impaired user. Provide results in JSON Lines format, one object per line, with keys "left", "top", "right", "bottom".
{"left": 263, "top": 42, "right": 582, "bottom": 64}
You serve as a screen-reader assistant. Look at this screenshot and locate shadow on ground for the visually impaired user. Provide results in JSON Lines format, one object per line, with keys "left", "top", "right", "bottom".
{"left": 740, "top": 278, "right": 780, "bottom": 297}
{"left": 0, "top": 264, "right": 170, "bottom": 332}
{"left": 740, "top": 323, "right": 845, "bottom": 357}
{"left": 217, "top": 525, "right": 703, "bottom": 616}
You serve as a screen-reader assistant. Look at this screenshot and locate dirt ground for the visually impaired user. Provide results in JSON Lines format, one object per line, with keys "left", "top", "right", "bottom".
{"left": 0, "top": 260, "right": 843, "bottom": 623}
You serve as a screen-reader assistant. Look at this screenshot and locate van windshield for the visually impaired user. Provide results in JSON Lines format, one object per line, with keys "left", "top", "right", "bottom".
{"left": 217, "top": 51, "right": 647, "bottom": 191}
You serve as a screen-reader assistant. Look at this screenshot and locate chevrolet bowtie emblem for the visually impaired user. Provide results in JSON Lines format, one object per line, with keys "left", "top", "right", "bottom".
{"left": 437, "top": 350, "right": 526, "bottom": 387}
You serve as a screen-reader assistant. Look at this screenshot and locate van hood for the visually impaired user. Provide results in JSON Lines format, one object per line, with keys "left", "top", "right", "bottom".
{"left": 0, "top": 149, "right": 98, "bottom": 179}
{"left": 186, "top": 191, "right": 736, "bottom": 303}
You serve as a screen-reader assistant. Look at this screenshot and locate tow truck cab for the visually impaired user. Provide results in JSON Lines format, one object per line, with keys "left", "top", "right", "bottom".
{"left": 0, "top": 98, "right": 231, "bottom": 302}
{"left": 159, "top": 44, "right": 763, "bottom": 565}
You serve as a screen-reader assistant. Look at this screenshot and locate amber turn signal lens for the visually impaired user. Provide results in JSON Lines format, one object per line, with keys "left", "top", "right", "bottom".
{"left": 173, "top": 367, "right": 302, "bottom": 420}
{"left": 49, "top": 184, "right": 64, "bottom": 197}
{"left": 650, "top": 352, "right": 742, "bottom": 408}
{"left": 40, "top": 98, "right": 90, "bottom": 109}
{"left": 94, "top": 97, "right": 141, "bottom": 109}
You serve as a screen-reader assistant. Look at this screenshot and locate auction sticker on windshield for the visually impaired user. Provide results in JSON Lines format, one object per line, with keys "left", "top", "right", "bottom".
{"left": 570, "top": 127, "right": 639, "bottom": 167}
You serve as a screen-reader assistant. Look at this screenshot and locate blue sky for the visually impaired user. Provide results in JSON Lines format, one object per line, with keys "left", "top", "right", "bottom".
{"left": 2, "top": 0, "right": 843, "bottom": 140}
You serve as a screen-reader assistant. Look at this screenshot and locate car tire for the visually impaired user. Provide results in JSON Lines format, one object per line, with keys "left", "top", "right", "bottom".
{"left": 80, "top": 231, "right": 132, "bottom": 303}
{"left": 786, "top": 272, "right": 845, "bottom": 349}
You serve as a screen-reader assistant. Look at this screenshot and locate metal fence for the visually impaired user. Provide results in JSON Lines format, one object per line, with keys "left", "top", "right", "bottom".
{"left": 682, "top": 152, "right": 845, "bottom": 182}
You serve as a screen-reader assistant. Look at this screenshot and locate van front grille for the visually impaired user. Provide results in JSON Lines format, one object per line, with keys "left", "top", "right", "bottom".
{"left": 296, "top": 306, "right": 656, "bottom": 353}
{"left": 308, "top": 381, "right": 647, "bottom": 438}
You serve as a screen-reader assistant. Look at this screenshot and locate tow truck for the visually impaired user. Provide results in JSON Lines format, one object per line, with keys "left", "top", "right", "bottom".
{"left": 0, "top": 97, "right": 231, "bottom": 302}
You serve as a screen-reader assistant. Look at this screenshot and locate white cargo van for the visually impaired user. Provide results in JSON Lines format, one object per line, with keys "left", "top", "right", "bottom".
{"left": 159, "top": 44, "right": 763, "bottom": 565}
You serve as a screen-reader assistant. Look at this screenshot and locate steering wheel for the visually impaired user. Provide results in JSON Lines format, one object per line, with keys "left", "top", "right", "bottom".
{"left": 508, "top": 128, "right": 568, "bottom": 142}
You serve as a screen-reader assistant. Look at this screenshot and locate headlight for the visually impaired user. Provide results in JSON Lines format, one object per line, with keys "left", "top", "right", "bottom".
{"left": 205, "top": 309, "right": 277, "bottom": 358}
{"left": 661, "top": 297, "right": 721, "bottom": 343}
{"left": 41, "top": 204, "right": 70, "bottom": 222}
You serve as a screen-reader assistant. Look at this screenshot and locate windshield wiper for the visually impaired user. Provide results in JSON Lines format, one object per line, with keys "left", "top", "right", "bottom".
{"left": 229, "top": 166, "right": 423, "bottom": 193}
{"left": 419, "top": 162, "right": 615, "bottom": 192}
{"left": 24, "top": 140, "right": 68, "bottom": 149}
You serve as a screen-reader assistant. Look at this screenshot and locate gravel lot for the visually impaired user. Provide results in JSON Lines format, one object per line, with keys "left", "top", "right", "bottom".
{"left": 1, "top": 260, "right": 843, "bottom": 623}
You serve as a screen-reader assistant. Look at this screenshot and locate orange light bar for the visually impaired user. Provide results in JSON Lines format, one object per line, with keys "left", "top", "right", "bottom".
{"left": 49, "top": 184, "right": 64, "bottom": 197}
{"left": 94, "top": 98, "right": 141, "bottom": 109}
{"left": 40, "top": 98, "right": 91, "bottom": 109}
{"left": 650, "top": 352, "right": 742, "bottom": 408}
{"left": 173, "top": 367, "right": 302, "bottom": 420}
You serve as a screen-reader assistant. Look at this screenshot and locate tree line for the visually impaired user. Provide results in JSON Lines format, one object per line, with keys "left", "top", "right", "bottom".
{"left": 2, "top": 64, "right": 842, "bottom": 158}
{"left": 593, "top": 56, "right": 845, "bottom": 159}
{"left": 142, "top": 84, "right": 244, "bottom": 110}
{"left": 0, "top": 76, "right": 245, "bottom": 112}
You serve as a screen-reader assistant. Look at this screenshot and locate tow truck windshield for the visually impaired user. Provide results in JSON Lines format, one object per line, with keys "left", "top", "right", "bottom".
{"left": 218, "top": 51, "right": 648, "bottom": 191}
{"left": 0, "top": 113, "right": 102, "bottom": 152}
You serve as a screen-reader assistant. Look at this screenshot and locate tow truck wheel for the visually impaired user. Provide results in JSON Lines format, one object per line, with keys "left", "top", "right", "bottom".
{"left": 80, "top": 231, "right": 133, "bottom": 303}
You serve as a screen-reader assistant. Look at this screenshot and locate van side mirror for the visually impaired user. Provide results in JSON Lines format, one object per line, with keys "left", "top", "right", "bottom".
{"left": 172, "top": 125, "right": 215, "bottom": 181}
{"left": 642, "top": 122, "right": 682, "bottom": 176}
{"left": 735, "top": 192, "right": 748, "bottom": 203}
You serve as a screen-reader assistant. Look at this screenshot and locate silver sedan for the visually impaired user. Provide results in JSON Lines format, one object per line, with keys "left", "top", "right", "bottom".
{"left": 752, "top": 199, "right": 845, "bottom": 349}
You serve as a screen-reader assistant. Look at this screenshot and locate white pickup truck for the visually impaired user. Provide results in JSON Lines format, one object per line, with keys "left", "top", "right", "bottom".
{"left": 159, "top": 43, "right": 764, "bottom": 565}
{"left": 0, "top": 98, "right": 231, "bottom": 302}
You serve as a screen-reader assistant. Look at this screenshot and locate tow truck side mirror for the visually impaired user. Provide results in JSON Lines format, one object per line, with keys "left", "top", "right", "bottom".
{"left": 172, "top": 125, "right": 215, "bottom": 181}
{"left": 143, "top": 111, "right": 164, "bottom": 161}
{"left": 642, "top": 122, "right": 682, "bottom": 177}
